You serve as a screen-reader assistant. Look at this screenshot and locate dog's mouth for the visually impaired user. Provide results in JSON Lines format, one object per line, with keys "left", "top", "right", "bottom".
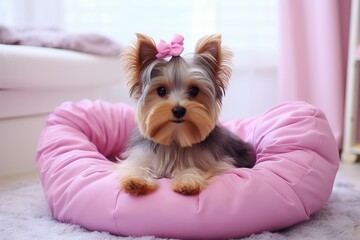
{"left": 171, "top": 119, "right": 184, "bottom": 124}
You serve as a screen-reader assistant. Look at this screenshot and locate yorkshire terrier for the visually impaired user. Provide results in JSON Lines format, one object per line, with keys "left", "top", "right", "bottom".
{"left": 117, "top": 33, "right": 255, "bottom": 196}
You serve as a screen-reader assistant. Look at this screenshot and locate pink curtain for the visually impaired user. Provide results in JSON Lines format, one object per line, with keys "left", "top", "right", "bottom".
{"left": 278, "top": 0, "right": 351, "bottom": 147}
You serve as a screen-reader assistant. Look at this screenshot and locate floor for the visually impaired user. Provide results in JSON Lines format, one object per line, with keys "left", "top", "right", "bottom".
{"left": 338, "top": 162, "right": 360, "bottom": 191}
{"left": 0, "top": 171, "right": 40, "bottom": 187}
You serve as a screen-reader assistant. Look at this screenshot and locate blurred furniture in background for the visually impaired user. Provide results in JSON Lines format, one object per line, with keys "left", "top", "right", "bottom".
{"left": 0, "top": 44, "right": 130, "bottom": 177}
{"left": 342, "top": 0, "right": 360, "bottom": 163}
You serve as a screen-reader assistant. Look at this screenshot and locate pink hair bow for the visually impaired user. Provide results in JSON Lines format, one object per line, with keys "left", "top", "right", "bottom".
{"left": 156, "top": 34, "right": 184, "bottom": 59}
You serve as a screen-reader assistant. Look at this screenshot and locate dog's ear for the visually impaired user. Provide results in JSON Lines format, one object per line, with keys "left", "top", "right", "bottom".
{"left": 136, "top": 33, "right": 158, "bottom": 70}
{"left": 195, "top": 35, "right": 233, "bottom": 97}
{"left": 121, "top": 33, "right": 158, "bottom": 98}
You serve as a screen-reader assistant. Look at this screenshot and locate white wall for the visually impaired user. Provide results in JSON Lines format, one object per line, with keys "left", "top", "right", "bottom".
{"left": 222, "top": 70, "right": 278, "bottom": 120}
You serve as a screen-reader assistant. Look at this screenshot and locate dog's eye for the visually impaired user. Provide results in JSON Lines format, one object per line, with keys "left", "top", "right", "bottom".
{"left": 189, "top": 86, "right": 199, "bottom": 97}
{"left": 157, "top": 86, "right": 167, "bottom": 97}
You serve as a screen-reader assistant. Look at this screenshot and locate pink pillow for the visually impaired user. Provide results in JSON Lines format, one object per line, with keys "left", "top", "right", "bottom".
{"left": 36, "top": 100, "right": 339, "bottom": 239}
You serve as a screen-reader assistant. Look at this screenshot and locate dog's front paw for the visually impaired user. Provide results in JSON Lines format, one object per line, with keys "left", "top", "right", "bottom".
{"left": 120, "top": 177, "right": 157, "bottom": 196}
{"left": 171, "top": 169, "right": 208, "bottom": 195}
{"left": 172, "top": 181, "right": 203, "bottom": 195}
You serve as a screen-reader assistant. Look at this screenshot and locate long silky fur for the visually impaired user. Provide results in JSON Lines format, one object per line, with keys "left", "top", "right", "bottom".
{"left": 118, "top": 34, "right": 255, "bottom": 195}
{"left": 125, "top": 125, "right": 255, "bottom": 179}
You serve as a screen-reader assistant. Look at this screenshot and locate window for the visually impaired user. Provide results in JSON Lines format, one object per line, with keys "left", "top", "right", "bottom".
{"left": 0, "top": 0, "right": 279, "bottom": 118}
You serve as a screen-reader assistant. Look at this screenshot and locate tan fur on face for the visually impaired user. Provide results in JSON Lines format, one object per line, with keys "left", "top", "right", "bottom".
{"left": 121, "top": 34, "right": 231, "bottom": 147}
{"left": 137, "top": 100, "right": 216, "bottom": 147}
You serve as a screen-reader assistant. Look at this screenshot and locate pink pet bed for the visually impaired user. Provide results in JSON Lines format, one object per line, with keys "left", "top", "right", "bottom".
{"left": 36, "top": 100, "right": 339, "bottom": 239}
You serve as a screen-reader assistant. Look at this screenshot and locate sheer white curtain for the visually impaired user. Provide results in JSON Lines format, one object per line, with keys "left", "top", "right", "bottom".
{"left": 0, "top": 0, "right": 278, "bottom": 119}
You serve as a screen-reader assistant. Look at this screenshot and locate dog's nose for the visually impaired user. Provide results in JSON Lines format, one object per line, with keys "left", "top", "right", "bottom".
{"left": 172, "top": 106, "right": 186, "bottom": 119}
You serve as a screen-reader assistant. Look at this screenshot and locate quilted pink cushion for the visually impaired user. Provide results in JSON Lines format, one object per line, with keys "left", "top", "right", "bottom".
{"left": 36, "top": 100, "right": 339, "bottom": 239}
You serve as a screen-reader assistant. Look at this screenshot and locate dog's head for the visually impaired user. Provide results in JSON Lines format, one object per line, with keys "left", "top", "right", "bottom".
{"left": 121, "top": 33, "right": 233, "bottom": 147}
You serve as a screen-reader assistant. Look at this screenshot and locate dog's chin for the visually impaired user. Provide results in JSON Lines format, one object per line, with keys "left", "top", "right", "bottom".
{"left": 144, "top": 119, "right": 214, "bottom": 148}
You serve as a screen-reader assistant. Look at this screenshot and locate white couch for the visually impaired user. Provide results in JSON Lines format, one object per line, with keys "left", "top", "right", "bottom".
{"left": 0, "top": 44, "right": 132, "bottom": 177}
